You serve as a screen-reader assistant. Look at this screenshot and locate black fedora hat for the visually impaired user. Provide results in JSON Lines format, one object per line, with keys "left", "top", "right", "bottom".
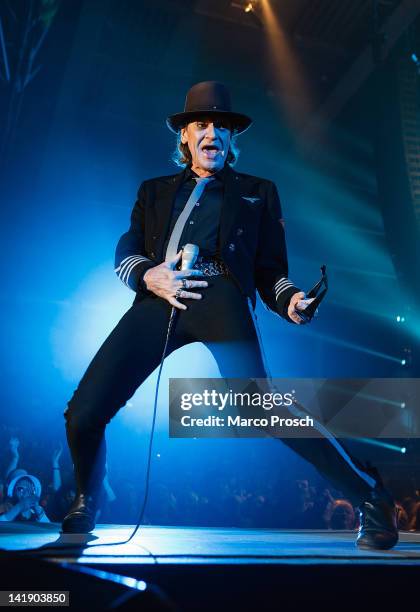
{"left": 166, "top": 81, "right": 252, "bottom": 134}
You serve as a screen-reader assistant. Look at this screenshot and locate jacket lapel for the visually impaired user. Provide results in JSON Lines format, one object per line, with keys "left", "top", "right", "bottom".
{"left": 219, "top": 164, "right": 244, "bottom": 250}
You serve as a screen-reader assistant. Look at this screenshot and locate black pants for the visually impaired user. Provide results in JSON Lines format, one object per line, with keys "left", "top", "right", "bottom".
{"left": 65, "top": 275, "right": 375, "bottom": 507}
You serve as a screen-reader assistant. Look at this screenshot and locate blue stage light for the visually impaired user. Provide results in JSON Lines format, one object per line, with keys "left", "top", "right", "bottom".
{"left": 352, "top": 438, "right": 408, "bottom": 454}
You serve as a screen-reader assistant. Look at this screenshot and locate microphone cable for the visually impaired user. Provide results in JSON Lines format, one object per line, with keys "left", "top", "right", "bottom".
{"left": 115, "top": 305, "right": 178, "bottom": 546}
{"left": 99, "top": 247, "right": 201, "bottom": 546}
{"left": 38, "top": 305, "right": 178, "bottom": 556}
{"left": 83, "top": 305, "right": 178, "bottom": 551}
{"left": 41, "top": 245, "right": 199, "bottom": 553}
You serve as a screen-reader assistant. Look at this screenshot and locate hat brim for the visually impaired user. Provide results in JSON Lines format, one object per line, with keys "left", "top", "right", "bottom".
{"left": 8, "top": 474, "right": 42, "bottom": 499}
{"left": 166, "top": 110, "right": 252, "bottom": 135}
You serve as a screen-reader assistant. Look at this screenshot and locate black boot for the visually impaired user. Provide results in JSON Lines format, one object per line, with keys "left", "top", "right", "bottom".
{"left": 61, "top": 494, "right": 97, "bottom": 534}
{"left": 356, "top": 485, "right": 398, "bottom": 550}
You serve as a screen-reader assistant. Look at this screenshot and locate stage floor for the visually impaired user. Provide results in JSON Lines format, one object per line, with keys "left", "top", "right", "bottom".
{"left": 1, "top": 522, "right": 420, "bottom": 565}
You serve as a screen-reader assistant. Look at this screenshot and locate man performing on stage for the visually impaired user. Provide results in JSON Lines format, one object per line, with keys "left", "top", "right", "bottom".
{"left": 62, "top": 81, "right": 398, "bottom": 549}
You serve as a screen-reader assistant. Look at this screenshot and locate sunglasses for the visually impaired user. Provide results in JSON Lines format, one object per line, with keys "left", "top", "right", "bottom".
{"left": 15, "top": 484, "right": 35, "bottom": 494}
{"left": 295, "top": 265, "right": 328, "bottom": 324}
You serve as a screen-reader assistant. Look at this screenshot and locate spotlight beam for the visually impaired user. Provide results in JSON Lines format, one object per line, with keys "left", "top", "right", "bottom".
{"left": 351, "top": 438, "right": 408, "bottom": 453}
{"left": 259, "top": 0, "right": 314, "bottom": 130}
{"left": 322, "top": 384, "right": 407, "bottom": 409}
{"left": 302, "top": 328, "right": 405, "bottom": 364}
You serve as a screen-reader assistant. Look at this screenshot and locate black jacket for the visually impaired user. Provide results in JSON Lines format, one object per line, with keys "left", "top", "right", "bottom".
{"left": 114, "top": 164, "right": 300, "bottom": 319}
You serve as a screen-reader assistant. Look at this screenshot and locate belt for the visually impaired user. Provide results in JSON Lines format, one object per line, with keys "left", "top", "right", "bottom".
{"left": 192, "top": 256, "right": 228, "bottom": 276}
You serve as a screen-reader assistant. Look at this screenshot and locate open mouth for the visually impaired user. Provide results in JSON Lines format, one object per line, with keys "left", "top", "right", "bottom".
{"left": 201, "top": 144, "right": 222, "bottom": 159}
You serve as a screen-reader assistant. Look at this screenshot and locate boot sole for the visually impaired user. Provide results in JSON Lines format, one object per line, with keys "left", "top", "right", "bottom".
{"left": 356, "top": 534, "right": 398, "bottom": 550}
{"left": 61, "top": 513, "right": 95, "bottom": 534}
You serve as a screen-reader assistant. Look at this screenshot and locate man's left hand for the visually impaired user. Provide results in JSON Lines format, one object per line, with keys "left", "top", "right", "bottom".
{"left": 287, "top": 291, "right": 315, "bottom": 324}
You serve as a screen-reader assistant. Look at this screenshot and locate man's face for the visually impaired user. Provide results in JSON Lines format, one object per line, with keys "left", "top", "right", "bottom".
{"left": 181, "top": 116, "right": 232, "bottom": 173}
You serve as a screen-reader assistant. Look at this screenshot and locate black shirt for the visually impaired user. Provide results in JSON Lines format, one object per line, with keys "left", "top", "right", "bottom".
{"left": 162, "top": 165, "right": 226, "bottom": 260}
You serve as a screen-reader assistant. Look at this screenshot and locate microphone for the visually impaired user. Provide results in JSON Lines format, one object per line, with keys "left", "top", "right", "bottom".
{"left": 181, "top": 244, "right": 199, "bottom": 270}
{"left": 167, "top": 244, "right": 200, "bottom": 328}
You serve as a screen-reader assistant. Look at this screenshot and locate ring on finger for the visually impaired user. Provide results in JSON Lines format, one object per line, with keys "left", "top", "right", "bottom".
{"left": 182, "top": 278, "right": 188, "bottom": 289}
{"left": 175, "top": 288, "right": 183, "bottom": 298}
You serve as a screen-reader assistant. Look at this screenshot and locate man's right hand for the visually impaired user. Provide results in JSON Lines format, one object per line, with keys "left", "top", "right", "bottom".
{"left": 143, "top": 250, "right": 208, "bottom": 310}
